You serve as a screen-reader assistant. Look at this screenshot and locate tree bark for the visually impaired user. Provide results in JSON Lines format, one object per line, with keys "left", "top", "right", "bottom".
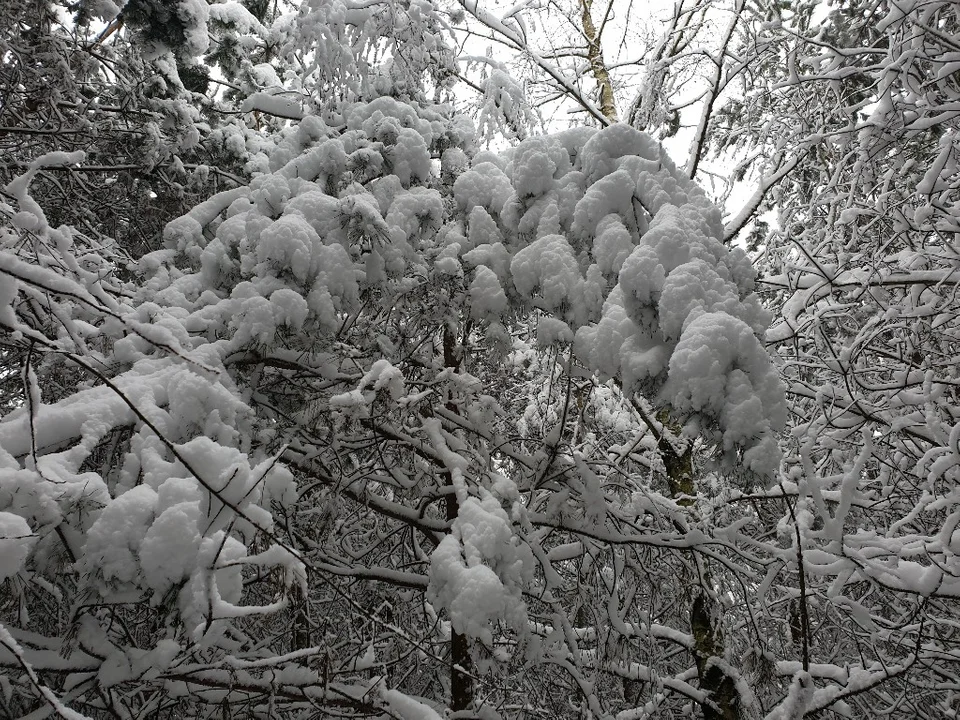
{"left": 658, "top": 416, "right": 741, "bottom": 720}
{"left": 579, "top": 0, "right": 618, "bottom": 122}
{"left": 690, "top": 594, "right": 740, "bottom": 720}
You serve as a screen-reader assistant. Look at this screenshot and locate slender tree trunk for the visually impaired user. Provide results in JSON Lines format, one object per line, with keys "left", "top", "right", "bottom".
{"left": 443, "top": 326, "right": 473, "bottom": 712}
{"left": 659, "top": 424, "right": 694, "bottom": 502}
{"left": 579, "top": 0, "right": 618, "bottom": 122}
{"left": 657, "top": 417, "right": 740, "bottom": 720}
{"left": 446, "top": 480, "right": 473, "bottom": 711}
{"left": 691, "top": 594, "right": 740, "bottom": 720}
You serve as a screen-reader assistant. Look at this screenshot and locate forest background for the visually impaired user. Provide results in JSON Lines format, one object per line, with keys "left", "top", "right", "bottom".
{"left": 1, "top": 1, "right": 959, "bottom": 719}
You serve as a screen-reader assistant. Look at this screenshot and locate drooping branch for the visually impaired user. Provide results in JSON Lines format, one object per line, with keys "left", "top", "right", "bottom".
{"left": 685, "top": 0, "right": 744, "bottom": 179}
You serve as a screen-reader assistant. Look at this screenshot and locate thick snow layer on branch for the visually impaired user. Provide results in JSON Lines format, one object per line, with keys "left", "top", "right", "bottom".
{"left": 593, "top": 214, "right": 635, "bottom": 278}
{"left": 470, "top": 264, "right": 508, "bottom": 320}
{"left": 257, "top": 215, "right": 321, "bottom": 281}
{"left": 208, "top": 1, "right": 270, "bottom": 37}
{"left": 84, "top": 485, "right": 159, "bottom": 588}
{"left": 241, "top": 92, "right": 304, "bottom": 120}
{"left": 510, "top": 136, "right": 565, "bottom": 197}
{"left": 381, "top": 687, "right": 444, "bottom": 720}
{"left": 453, "top": 162, "right": 513, "bottom": 215}
{"left": 428, "top": 493, "right": 532, "bottom": 647}
{"left": 0, "top": 363, "right": 180, "bottom": 458}
{"left": 444, "top": 123, "right": 787, "bottom": 479}
{"left": 0, "top": 511, "right": 33, "bottom": 581}
{"left": 510, "top": 234, "right": 583, "bottom": 319}
{"left": 663, "top": 312, "right": 786, "bottom": 477}
{"left": 178, "top": 0, "right": 211, "bottom": 56}
{"left": 179, "top": 532, "right": 247, "bottom": 638}
{"left": 568, "top": 123, "right": 777, "bottom": 471}
{"left": 139, "top": 498, "right": 202, "bottom": 595}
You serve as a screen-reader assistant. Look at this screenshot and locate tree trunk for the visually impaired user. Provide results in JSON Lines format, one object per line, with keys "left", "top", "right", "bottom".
{"left": 691, "top": 594, "right": 740, "bottom": 720}
{"left": 443, "top": 326, "right": 473, "bottom": 712}
{"left": 579, "top": 0, "right": 618, "bottom": 122}
{"left": 658, "top": 418, "right": 740, "bottom": 720}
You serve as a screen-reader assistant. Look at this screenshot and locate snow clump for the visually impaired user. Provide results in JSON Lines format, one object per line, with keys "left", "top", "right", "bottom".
{"left": 452, "top": 122, "right": 785, "bottom": 478}
{"left": 0, "top": 511, "right": 33, "bottom": 581}
{"left": 428, "top": 491, "right": 533, "bottom": 648}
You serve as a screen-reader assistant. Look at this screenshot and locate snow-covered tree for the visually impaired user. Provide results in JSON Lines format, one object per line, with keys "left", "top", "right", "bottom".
{"left": 6, "top": 0, "right": 958, "bottom": 718}
{"left": 0, "top": 0, "right": 793, "bottom": 713}
{"left": 446, "top": 0, "right": 960, "bottom": 713}
{"left": 711, "top": 2, "right": 960, "bottom": 716}
{"left": 0, "top": 0, "right": 259, "bottom": 251}
{"left": 2, "top": 114, "right": 788, "bottom": 720}
{"left": 451, "top": 0, "right": 649, "bottom": 130}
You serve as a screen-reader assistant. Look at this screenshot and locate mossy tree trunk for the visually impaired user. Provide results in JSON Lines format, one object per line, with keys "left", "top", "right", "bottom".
{"left": 657, "top": 418, "right": 741, "bottom": 720}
